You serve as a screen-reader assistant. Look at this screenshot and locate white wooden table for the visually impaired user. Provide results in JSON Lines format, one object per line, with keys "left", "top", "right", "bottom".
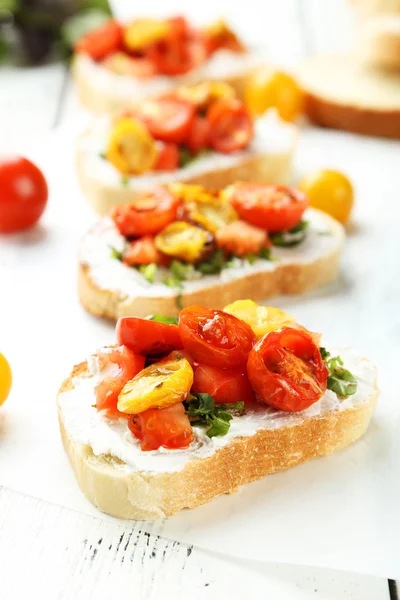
{"left": 0, "top": 3, "right": 399, "bottom": 597}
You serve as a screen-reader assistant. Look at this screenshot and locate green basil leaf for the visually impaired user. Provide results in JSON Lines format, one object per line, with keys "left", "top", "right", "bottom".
{"left": 321, "top": 349, "right": 358, "bottom": 398}
{"left": 206, "top": 414, "right": 232, "bottom": 438}
{"left": 110, "top": 246, "right": 123, "bottom": 261}
{"left": 258, "top": 247, "right": 273, "bottom": 260}
{"left": 148, "top": 315, "right": 179, "bottom": 325}
{"left": 196, "top": 249, "right": 226, "bottom": 275}
{"left": 270, "top": 220, "right": 309, "bottom": 247}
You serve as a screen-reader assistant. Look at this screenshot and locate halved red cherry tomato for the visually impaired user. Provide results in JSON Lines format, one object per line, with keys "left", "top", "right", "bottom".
{"left": 147, "top": 28, "right": 206, "bottom": 76}
{"left": 138, "top": 98, "right": 195, "bottom": 144}
{"left": 122, "top": 235, "right": 169, "bottom": 266}
{"left": 229, "top": 183, "right": 308, "bottom": 233}
{"left": 192, "top": 364, "right": 255, "bottom": 405}
{"left": 0, "top": 156, "right": 48, "bottom": 233}
{"left": 207, "top": 98, "right": 253, "bottom": 153}
{"left": 247, "top": 328, "right": 328, "bottom": 412}
{"left": 167, "top": 16, "right": 189, "bottom": 38}
{"left": 94, "top": 346, "right": 145, "bottom": 417}
{"left": 128, "top": 402, "right": 193, "bottom": 451}
{"left": 154, "top": 143, "right": 179, "bottom": 171}
{"left": 186, "top": 116, "right": 211, "bottom": 152}
{"left": 110, "top": 186, "right": 180, "bottom": 237}
{"left": 215, "top": 220, "right": 271, "bottom": 257}
{"left": 74, "top": 20, "right": 122, "bottom": 61}
{"left": 179, "top": 306, "right": 256, "bottom": 369}
{"left": 117, "top": 317, "right": 183, "bottom": 357}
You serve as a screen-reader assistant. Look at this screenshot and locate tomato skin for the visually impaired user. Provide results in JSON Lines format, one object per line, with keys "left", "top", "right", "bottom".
{"left": 122, "top": 235, "right": 169, "bottom": 266}
{"left": 215, "top": 219, "right": 271, "bottom": 257}
{"left": 186, "top": 116, "right": 211, "bottom": 152}
{"left": 0, "top": 157, "right": 48, "bottom": 233}
{"left": 298, "top": 169, "right": 354, "bottom": 225}
{"left": 229, "top": 183, "right": 308, "bottom": 233}
{"left": 193, "top": 364, "right": 255, "bottom": 405}
{"left": 138, "top": 98, "right": 195, "bottom": 144}
{"left": 154, "top": 143, "right": 179, "bottom": 171}
{"left": 117, "top": 317, "right": 183, "bottom": 357}
{"left": 179, "top": 306, "right": 256, "bottom": 369}
{"left": 110, "top": 186, "right": 180, "bottom": 237}
{"left": 247, "top": 328, "right": 328, "bottom": 412}
{"left": 94, "top": 346, "right": 145, "bottom": 417}
{"left": 75, "top": 20, "right": 122, "bottom": 60}
{"left": 207, "top": 98, "right": 253, "bottom": 153}
{"left": 128, "top": 402, "right": 193, "bottom": 451}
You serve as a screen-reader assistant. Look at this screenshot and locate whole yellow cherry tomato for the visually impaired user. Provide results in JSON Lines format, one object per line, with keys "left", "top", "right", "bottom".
{"left": 106, "top": 117, "right": 157, "bottom": 175}
{"left": 0, "top": 353, "right": 12, "bottom": 406}
{"left": 118, "top": 357, "right": 193, "bottom": 414}
{"left": 245, "top": 68, "right": 304, "bottom": 122}
{"left": 298, "top": 169, "right": 354, "bottom": 225}
{"left": 223, "top": 300, "right": 295, "bottom": 339}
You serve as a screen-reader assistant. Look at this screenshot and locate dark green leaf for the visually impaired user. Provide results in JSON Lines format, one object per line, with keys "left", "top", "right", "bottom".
{"left": 109, "top": 246, "right": 123, "bottom": 261}
{"left": 138, "top": 263, "right": 157, "bottom": 283}
{"left": 258, "top": 247, "right": 273, "bottom": 260}
{"left": 206, "top": 415, "right": 231, "bottom": 438}
{"left": 179, "top": 146, "right": 195, "bottom": 168}
{"left": 196, "top": 249, "right": 226, "bottom": 275}
{"left": 184, "top": 394, "right": 245, "bottom": 438}
{"left": 320, "top": 347, "right": 330, "bottom": 361}
{"left": 320, "top": 348, "right": 358, "bottom": 398}
{"left": 148, "top": 315, "right": 179, "bottom": 325}
{"left": 270, "top": 220, "right": 309, "bottom": 247}
{"left": 246, "top": 253, "right": 257, "bottom": 265}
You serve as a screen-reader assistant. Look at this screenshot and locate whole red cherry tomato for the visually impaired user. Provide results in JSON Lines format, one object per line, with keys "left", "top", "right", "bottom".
{"left": 128, "top": 402, "right": 193, "bottom": 451}
{"left": 179, "top": 305, "right": 256, "bottom": 369}
{"left": 229, "top": 183, "right": 308, "bottom": 233}
{"left": 117, "top": 317, "right": 183, "bottom": 357}
{"left": 0, "top": 156, "right": 48, "bottom": 233}
{"left": 192, "top": 363, "right": 255, "bottom": 404}
{"left": 247, "top": 328, "right": 328, "bottom": 412}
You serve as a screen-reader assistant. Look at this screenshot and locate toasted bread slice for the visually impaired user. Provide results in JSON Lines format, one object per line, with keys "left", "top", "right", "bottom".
{"left": 357, "top": 14, "right": 400, "bottom": 69}
{"left": 78, "top": 208, "right": 344, "bottom": 320}
{"left": 72, "top": 51, "right": 263, "bottom": 115}
{"left": 76, "top": 112, "right": 297, "bottom": 215}
{"left": 57, "top": 350, "right": 378, "bottom": 520}
{"left": 297, "top": 53, "right": 400, "bottom": 138}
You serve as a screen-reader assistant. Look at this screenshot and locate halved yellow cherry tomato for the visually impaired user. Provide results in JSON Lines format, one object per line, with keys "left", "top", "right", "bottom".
{"left": 245, "top": 68, "right": 304, "bottom": 122}
{"left": 298, "top": 169, "right": 354, "bottom": 225}
{"left": 106, "top": 117, "right": 157, "bottom": 175}
{"left": 175, "top": 81, "right": 236, "bottom": 109}
{"left": 118, "top": 357, "right": 193, "bottom": 415}
{"left": 0, "top": 353, "right": 12, "bottom": 406}
{"left": 168, "top": 183, "right": 216, "bottom": 205}
{"left": 155, "top": 221, "right": 213, "bottom": 263}
{"left": 223, "top": 300, "right": 295, "bottom": 339}
{"left": 123, "top": 19, "right": 171, "bottom": 52}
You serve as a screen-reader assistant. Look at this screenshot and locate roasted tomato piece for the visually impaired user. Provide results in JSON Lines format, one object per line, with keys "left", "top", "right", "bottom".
{"left": 106, "top": 117, "right": 157, "bottom": 175}
{"left": 192, "top": 364, "right": 255, "bottom": 405}
{"left": 186, "top": 116, "right": 211, "bottom": 152}
{"left": 118, "top": 357, "right": 193, "bottom": 414}
{"left": 110, "top": 186, "right": 180, "bottom": 237}
{"left": 138, "top": 98, "right": 195, "bottom": 144}
{"left": 204, "top": 19, "right": 245, "bottom": 54}
{"left": 122, "top": 236, "right": 169, "bottom": 266}
{"left": 94, "top": 346, "right": 145, "bottom": 417}
{"left": 247, "top": 328, "right": 328, "bottom": 412}
{"left": 228, "top": 183, "right": 308, "bottom": 233}
{"left": 207, "top": 98, "right": 253, "bottom": 153}
{"left": 147, "top": 27, "right": 207, "bottom": 76}
{"left": 117, "top": 316, "right": 183, "bottom": 357}
{"left": 155, "top": 221, "right": 213, "bottom": 263}
{"left": 128, "top": 402, "right": 193, "bottom": 451}
{"left": 223, "top": 300, "right": 295, "bottom": 339}
{"left": 176, "top": 81, "right": 236, "bottom": 110}
{"left": 179, "top": 305, "right": 256, "bottom": 369}
{"left": 215, "top": 220, "right": 270, "bottom": 256}
{"left": 123, "top": 19, "right": 170, "bottom": 52}
{"left": 74, "top": 20, "right": 123, "bottom": 60}
{"left": 154, "top": 143, "right": 179, "bottom": 171}
{"left": 103, "top": 52, "right": 157, "bottom": 77}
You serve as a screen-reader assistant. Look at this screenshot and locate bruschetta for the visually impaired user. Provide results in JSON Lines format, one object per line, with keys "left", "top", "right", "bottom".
{"left": 57, "top": 302, "right": 379, "bottom": 520}
{"left": 72, "top": 16, "right": 264, "bottom": 114}
{"left": 76, "top": 82, "right": 296, "bottom": 215}
{"left": 78, "top": 182, "right": 344, "bottom": 319}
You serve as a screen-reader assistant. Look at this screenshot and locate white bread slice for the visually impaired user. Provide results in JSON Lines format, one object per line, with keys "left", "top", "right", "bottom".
{"left": 297, "top": 53, "right": 400, "bottom": 138}
{"left": 78, "top": 208, "right": 344, "bottom": 320}
{"left": 57, "top": 350, "right": 379, "bottom": 520}
{"left": 349, "top": 0, "right": 400, "bottom": 15}
{"left": 76, "top": 111, "right": 297, "bottom": 215}
{"left": 357, "top": 14, "right": 400, "bottom": 69}
{"left": 72, "top": 50, "right": 263, "bottom": 115}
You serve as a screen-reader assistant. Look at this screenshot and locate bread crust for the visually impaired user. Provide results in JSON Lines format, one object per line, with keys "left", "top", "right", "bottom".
{"left": 76, "top": 137, "right": 295, "bottom": 215}
{"left": 78, "top": 210, "right": 344, "bottom": 320}
{"left": 72, "top": 54, "right": 258, "bottom": 115}
{"left": 57, "top": 361, "right": 379, "bottom": 520}
{"left": 304, "top": 92, "right": 400, "bottom": 138}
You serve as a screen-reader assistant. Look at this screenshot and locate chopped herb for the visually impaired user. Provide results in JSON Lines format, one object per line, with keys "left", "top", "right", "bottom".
{"left": 163, "top": 275, "right": 183, "bottom": 289}
{"left": 176, "top": 291, "right": 183, "bottom": 310}
{"left": 185, "top": 393, "right": 245, "bottom": 438}
{"left": 196, "top": 249, "right": 226, "bottom": 275}
{"left": 138, "top": 263, "right": 158, "bottom": 283}
{"left": 110, "top": 246, "right": 123, "bottom": 261}
{"left": 259, "top": 246, "right": 273, "bottom": 260}
{"left": 148, "top": 315, "right": 179, "bottom": 325}
{"left": 121, "top": 175, "right": 130, "bottom": 187}
{"left": 99, "top": 152, "right": 106, "bottom": 160}
{"left": 270, "top": 220, "right": 309, "bottom": 247}
{"left": 170, "top": 260, "right": 196, "bottom": 282}
{"left": 320, "top": 348, "right": 358, "bottom": 397}
{"left": 179, "top": 147, "right": 195, "bottom": 168}
{"left": 246, "top": 253, "right": 257, "bottom": 265}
